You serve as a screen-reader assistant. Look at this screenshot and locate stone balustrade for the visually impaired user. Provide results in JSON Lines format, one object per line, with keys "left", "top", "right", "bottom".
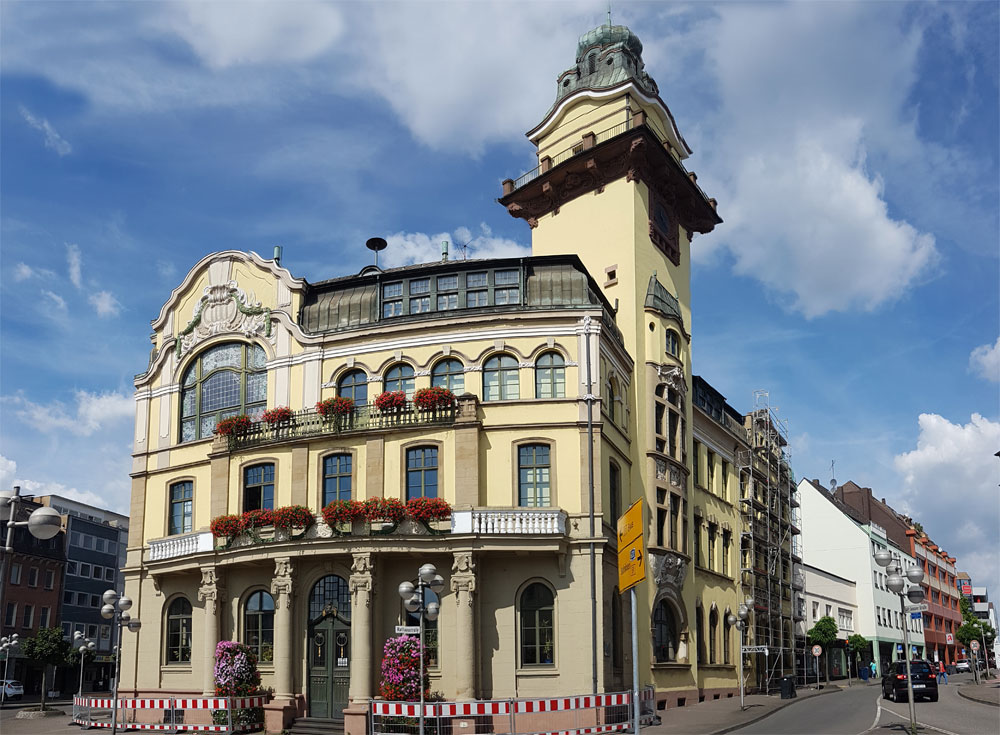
{"left": 451, "top": 508, "right": 567, "bottom": 535}
{"left": 148, "top": 531, "right": 214, "bottom": 561}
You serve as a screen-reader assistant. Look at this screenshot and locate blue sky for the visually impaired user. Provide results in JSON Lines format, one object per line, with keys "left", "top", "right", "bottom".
{"left": 2, "top": 1, "right": 997, "bottom": 594}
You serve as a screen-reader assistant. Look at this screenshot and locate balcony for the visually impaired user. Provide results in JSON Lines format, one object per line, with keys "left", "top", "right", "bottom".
{"left": 228, "top": 403, "right": 458, "bottom": 451}
{"left": 145, "top": 507, "right": 567, "bottom": 563}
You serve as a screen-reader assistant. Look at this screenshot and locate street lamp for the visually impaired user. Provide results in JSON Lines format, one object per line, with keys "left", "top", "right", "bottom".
{"left": 875, "top": 551, "right": 924, "bottom": 735}
{"left": 0, "top": 634, "right": 20, "bottom": 706}
{"left": 728, "top": 594, "right": 754, "bottom": 711}
{"left": 101, "top": 589, "right": 141, "bottom": 735}
{"left": 0, "top": 487, "right": 63, "bottom": 613}
{"left": 397, "top": 563, "right": 444, "bottom": 735}
{"left": 73, "top": 631, "right": 97, "bottom": 698}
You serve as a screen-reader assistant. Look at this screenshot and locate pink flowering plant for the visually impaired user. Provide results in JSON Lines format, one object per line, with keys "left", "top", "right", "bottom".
{"left": 213, "top": 641, "right": 263, "bottom": 728}
{"left": 379, "top": 635, "right": 429, "bottom": 701}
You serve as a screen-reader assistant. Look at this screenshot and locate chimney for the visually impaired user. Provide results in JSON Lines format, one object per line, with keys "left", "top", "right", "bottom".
{"left": 441, "top": 241, "right": 449, "bottom": 261}
{"left": 273, "top": 245, "right": 282, "bottom": 265}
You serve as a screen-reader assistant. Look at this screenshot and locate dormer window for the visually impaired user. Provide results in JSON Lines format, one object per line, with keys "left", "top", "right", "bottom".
{"left": 588, "top": 54, "right": 597, "bottom": 74}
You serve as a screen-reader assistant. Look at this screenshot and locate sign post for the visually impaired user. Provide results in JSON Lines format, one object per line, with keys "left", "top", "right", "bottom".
{"left": 812, "top": 645, "right": 822, "bottom": 689}
{"left": 971, "top": 639, "right": 981, "bottom": 684}
{"left": 617, "top": 501, "right": 645, "bottom": 735}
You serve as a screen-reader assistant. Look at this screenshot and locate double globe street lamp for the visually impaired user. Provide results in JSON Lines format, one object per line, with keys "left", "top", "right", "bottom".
{"left": 397, "top": 563, "right": 443, "bottom": 735}
{"left": 73, "top": 631, "right": 97, "bottom": 697}
{"left": 874, "top": 548, "right": 925, "bottom": 735}
{"left": 1, "top": 634, "right": 20, "bottom": 706}
{"left": 101, "top": 589, "right": 141, "bottom": 735}
{"left": 728, "top": 595, "right": 754, "bottom": 711}
{"left": 0, "top": 487, "right": 63, "bottom": 612}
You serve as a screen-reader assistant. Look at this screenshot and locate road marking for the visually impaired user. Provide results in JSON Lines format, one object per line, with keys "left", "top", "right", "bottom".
{"left": 880, "top": 704, "right": 961, "bottom": 735}
{"left": 860, "top": 692, "right": 882, "bottom": 734}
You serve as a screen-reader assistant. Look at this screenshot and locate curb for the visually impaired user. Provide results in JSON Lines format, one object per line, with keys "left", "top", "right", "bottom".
{"left": 956, "top": 686, "right": 1000, "bottom": 708}
{"left": 710, "top": 686, "right": 842, "bottom": 735}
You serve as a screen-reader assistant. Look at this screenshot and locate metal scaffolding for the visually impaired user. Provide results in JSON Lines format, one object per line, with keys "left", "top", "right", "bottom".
{"left": 737, "top": 390, "right": 804, "bottom": 694}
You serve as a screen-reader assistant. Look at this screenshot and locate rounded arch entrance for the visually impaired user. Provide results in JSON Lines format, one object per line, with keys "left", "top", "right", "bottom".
{"left": 307, "top": 575, "right": 351, "bottom": 721}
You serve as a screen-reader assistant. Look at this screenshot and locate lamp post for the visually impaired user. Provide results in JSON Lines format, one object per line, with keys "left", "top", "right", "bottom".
{"left": 0, "top": 487, "right": 63, "bottom": 613}
{"left": 73, "top": 632, "right": 97, "bottom": 698}
{"left": 397, "top": 563, "right": 444, "bottom": 735}
{"left": 0, "top": 634, "right": 20, "bottom": 706}
{"left": 101, "top": 589, "right": 141, "bottom": 735}
{"left": 874, "top": 549, "right": 924, "bottom": 735}
{"left": 728, "top": 595, "right": 753, "bottom": 711}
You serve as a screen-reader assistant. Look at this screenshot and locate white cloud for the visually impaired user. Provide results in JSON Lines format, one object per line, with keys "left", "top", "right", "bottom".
{"left": 66, "top": 243, "right": 82, "bottom": 287}
{"left": 89, "top": 290, "right": 122, "bottom": 318}
{"left": 894, "top": 413, "right": 1000, "bottom": 601}
{"left": 969, "top": 337, "right": 1000, "bottom": 383}
{"left": 41, "top": 289, "right": 67, "bottom": 311}
{"left": 18, "top": 104, "right": 72, "bottom": 155}
{"left": 0, "top": 455, "right": 17, "bottom": 489}
{"left": 381, "top": 225, "right": 529, "bottom": 269}
{"left": 2, "top": 390, "right": 134, "bottom": 437}
{"left": 14, "top": 263, "right": 34, "bottom": 281}
{"left": 157, "top": 0, "right": 345, "bottom": 69}
{"left": 0, "top": 454, "right": 125, "bottom": 514}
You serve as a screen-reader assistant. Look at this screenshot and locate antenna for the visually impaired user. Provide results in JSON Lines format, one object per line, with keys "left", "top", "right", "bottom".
{"left": 830, "top": 460, "right": 836, "bottom": 491}
{"left": 365, "top": 237, "right": 387, "bottom": 268}
{"left": 608, "top": 0, "right": 612, "bottom": 27}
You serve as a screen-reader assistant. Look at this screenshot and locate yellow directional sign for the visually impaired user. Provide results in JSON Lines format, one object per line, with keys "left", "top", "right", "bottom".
{"left": 617, "top": 501, "right": 645, "bottom": 592}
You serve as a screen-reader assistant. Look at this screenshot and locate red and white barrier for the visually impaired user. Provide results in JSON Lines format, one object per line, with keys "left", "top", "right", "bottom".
{"left": 71, "top": 695, "right": 265, "bottom": 733}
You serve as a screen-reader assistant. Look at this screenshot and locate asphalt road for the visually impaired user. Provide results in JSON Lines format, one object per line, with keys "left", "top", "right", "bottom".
{"left": 732, "top": 674, "right": 999, "bottom": 735}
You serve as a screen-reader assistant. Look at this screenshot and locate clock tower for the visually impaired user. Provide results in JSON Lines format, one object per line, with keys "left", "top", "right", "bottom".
{"left": 499, "top": 23, "right": 723, "bottom": 700}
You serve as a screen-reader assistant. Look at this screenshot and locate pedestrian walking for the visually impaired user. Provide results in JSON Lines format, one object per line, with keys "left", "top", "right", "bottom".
{"left": 870, "top": 660, "right": 877, "bottom": 680}
{"left": 937, "top": 660, "right": 948, "bottom": 685}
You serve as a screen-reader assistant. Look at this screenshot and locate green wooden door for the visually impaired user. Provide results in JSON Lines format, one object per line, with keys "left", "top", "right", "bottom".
{"left": 308, "top": 613, "right": 350, "bottom": 720}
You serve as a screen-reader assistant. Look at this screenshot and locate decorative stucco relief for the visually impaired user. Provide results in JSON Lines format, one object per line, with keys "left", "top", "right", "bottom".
{"left": 175, "top": 280, "right": 274, "bottom": 359}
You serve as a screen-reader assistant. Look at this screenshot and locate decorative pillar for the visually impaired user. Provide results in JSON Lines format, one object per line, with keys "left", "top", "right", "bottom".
{"left": 348, "top": 552, "right": 375, "bottom": 703}
{"left": 450, "top": 552, "right": 477, "bottom": 700}
{"left": 270, "top": 557, "right": 295, "bottom": 701}
{"left": 197, "top": 567, "right": 224, "bottom": 695}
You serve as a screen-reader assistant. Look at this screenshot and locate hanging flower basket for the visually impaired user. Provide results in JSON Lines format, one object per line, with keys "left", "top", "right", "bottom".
{"left": 413, "top": 387, "right": 456, "bottom": 410}
{"left": 322, "top": 500, "right": 367, "bottom": 530}
{"left": 240, "top": 509, "right": 274, "bottom": 533}
{"left": 405, "top": 497, "right": 452, "bottom": 522}
{"left": 362, "top": 497, "right": 406, "bottom": 526}
{"left": 272, "top": 505, "right": 315, "bottom": 531}
{"left": 210, "top": 514, "right": 241, "bottom": 539}
{"left": 374, "top": 391, "right": 407, "bottom": 412}
{"left": 316, "top": 397, "right": 354, "bottom": 419}
{"left": 215, "top": 415, "right": 252, "bottom": 436}
{"left": 262, "top": 406, "right": 294, "bottom": 425}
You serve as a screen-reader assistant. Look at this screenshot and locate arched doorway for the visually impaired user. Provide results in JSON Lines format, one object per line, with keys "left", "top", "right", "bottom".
{"left": 307, "top": 575, "right": 351, "bottom": 720}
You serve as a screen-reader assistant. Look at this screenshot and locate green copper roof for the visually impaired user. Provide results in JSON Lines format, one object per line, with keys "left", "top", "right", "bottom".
{"left": 645, "top": 275, "right": 684, "bottom": 329}
{"left": 553, "top": 24, "right": 659, "bottom": 107}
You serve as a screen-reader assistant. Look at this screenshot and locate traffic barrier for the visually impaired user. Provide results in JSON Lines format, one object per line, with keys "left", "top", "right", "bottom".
{"left": 72, "top": 695, "right": 266, "bottom": 732}
{"left": 371, "top": 691, "right": 634, "bottom": 735}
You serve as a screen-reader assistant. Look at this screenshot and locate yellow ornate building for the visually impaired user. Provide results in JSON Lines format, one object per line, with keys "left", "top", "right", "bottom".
{"left": 121, "top": 22, "right": 739, "bottom": 734}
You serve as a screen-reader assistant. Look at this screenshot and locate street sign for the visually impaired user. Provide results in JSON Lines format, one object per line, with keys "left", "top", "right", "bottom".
{"left": 617, "top": 501, "right": 645, "bottom": 593}
{"left": 811, "top": 645, "right": 822, "bottom": 657}
{"left": 910, "top": 612, "right": 921, "bottom": 620}
{"left": 971, "top": 640, "right": 980, "bottom": 651}
{"left": 905, "top": 603, "right": 928, "bottom": 613}
{"left": 395, "top": 625, "right": 420, "bottom": 635}
{"left": 962, "top": 585, "right": 972, "bottom": 594}
{"left": 946, "top": 633, "right": 954, "bottom": 645}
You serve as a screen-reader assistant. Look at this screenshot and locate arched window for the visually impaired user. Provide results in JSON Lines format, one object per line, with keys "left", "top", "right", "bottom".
{"left": 403, "top": 587, "right": 439, "bottom": 666}
{"left": 653, "top": 599, "right": 678, "bottom": 662}
{"left": 588, "top": 53, "right": 597, "bottom": 74}
{"left": 406, "top": 447, "right": 438, "bottom": 500}
{"left": 384, "top": 363, "right": 415, "bottom": 397}
{"left": 180, "top": 342, "right": 267, "bottom": 442}
{"left": 520, "top": 583, "right": 555, "bottom": 666}
{"left": 337, "top": 369, "right": 368, "bottom": 406}
{"left": 322, "top": 454, "right": 352, "bottom": 505}
{"left": 518, "top": 444, "right": 551, "bottom": 507}
{"left": 165, "top": 597, "right": 192, "bottom": 664}
{"left": 696, "top": 605, "right": 706, "bottom": 665}
{"left": 666, "top": 330, "right": 680, "bottom": 358}
{"left": 309, "top": 575, "right": 351, "bottom": 622}
{"left": 709, "top": 608, "right": 719, "bottom": 664}
{"left": 431, "top": 359, "right": 465, "bottom": 393}
{"left": 243, "top": 463, "right": 274, "bottom": 512}
{"left": 168, "top": 481, "right": 193, "bottom": 535}
{"left": 534, "top": 352, "right": 565, "bottom": 399}
{"left": 483, "top": 354, "right": 519, "bottom": 401}
{"left": 609, "top": 461, "right": 622, "bottom": 526}
{"left": 244, "top": 590, "right": 275, "bottom": 663}
{"left": 724, "top": 614, "right": 732, "bottom": 664}
{"left": 606, "top": 375, "right": 620, "bottom": 423}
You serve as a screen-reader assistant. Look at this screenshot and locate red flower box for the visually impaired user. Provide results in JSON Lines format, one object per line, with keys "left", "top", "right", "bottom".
{"left": 406, "top": 497, "right": 452, "bottom": 522}
{"left": 322, "top": 499, "right": 367, "bottom": 526}
{"left": 262, "top": 406, "right": 294, "bottom": 425}
{"left": 316, "top": 397, "right": 354, "bottom": 418}
{"left": 413, "top": 387, "right": 455, "bottom": 410}
{"left": 210, "top": 514, "right": 241, "bottom": 538}
{"left": 215, "top": 415, "right": 252, "bottom": 436}
{"left": 240, "top": 509, "right": 274, "bottom": 532}
{"left": 363, "top": 497, "right": 406, "bottom": 523}
{"left": 272, "top": 505, "right": 315, "bottom": 530}
{"left": 374, "top": 391, "right": 407, "bottom": 412}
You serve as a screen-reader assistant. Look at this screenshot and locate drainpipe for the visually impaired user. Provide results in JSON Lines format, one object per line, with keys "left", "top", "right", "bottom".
{"left": 584, "top": 315, "right": 598, "bottom": 694}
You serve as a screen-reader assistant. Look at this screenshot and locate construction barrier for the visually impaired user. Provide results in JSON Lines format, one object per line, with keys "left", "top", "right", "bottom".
{"left": 72, "top": 695, "right": 266, "bottom": 732}
{"left": 371, "top": 691, "right": 635, "bottom": 735}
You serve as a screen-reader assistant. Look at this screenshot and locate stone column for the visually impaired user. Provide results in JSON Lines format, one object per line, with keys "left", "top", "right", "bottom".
{"left": 450, "top": 552, "right": 477, "bottom": 700}
{"left": 348, "top": 552, "right": 375, "bottom": 703}
{"left": 197, "top": 567, "right": 224, "bottom": 695}
{"left": 270, "top": 557, "right": 295, "bottom": 701}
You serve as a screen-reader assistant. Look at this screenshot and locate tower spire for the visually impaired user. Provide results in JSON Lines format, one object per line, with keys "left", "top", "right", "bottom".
{"left": 607, "top": 1, "right": 612, "bottom": 28}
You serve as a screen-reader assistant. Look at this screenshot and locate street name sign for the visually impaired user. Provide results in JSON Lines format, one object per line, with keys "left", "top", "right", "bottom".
{"left": 617, "top": 501, "right": 646, "bottom": 593}
{"left": 905, "top": 603, "right": 928, "bottom": 613}
{"left": 395, "top": 625, "right": 420, "bottom": 635}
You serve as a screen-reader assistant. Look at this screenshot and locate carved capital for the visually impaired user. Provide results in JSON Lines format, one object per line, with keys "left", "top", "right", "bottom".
{"left": 656, "top": 364, "right": 687, "bottom": 395}
{"left": 351, "top": 552, "right": 374, "bottom": 576}
{"left": 197, "top": 567, "right": 225, "bottom": 615}
{"left": 451, "top": 551, "right": 476, "bottom": 576}
{"left": 270, "top": 557, "right": 294, "bottom": 608}
{"left": 649, "top": 550, "right": 688, "bottom": 590}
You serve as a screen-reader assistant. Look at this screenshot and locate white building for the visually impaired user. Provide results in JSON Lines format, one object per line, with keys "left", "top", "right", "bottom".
{"left": 798, "top": 564, "right": 857, "bottom": 679}
{"left": 797, "top": 479, "right": 924, "bottom": 674}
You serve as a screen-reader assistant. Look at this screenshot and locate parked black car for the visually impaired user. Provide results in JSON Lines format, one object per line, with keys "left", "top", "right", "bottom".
{"left": 881, "top": 660, "right": 938, "bottom": 702}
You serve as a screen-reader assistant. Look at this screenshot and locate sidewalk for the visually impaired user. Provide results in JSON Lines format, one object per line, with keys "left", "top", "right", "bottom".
{"left": 956, "top": 675, "right": 1000, "bottom": 707}
{"left": 644, "top": 685, "right": 841, "bottom": 735}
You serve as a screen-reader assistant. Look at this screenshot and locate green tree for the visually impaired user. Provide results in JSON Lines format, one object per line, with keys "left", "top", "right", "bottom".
{"left": 848, "top": 633, "right": 869, "bottom": 677}
{"left": 956, "top": 596, "right": 996, "bottom": 671}
{"left": 20, "top": 627, "right": 70, "bottom": 711}
{"left": 808, "top": 616, "right": 839, "bottom": 685}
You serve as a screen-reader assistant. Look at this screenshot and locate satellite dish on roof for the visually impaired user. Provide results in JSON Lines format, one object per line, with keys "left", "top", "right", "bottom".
{"left": 366, "top": 237, "right": 388, "bottom": 268}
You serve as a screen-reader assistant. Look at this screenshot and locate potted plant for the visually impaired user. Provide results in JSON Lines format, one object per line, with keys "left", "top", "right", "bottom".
{"left": 364, "top": 497, "right": 406, "bottom": 533}
{"left": 322, "top": 499, "right": 367, "bottom": 534}
{"left": 210, "top": 514, "right": 242, "bottom": 540}
{"left": 405, "top": 497, "right": 452, "bottom": 534}
{"left": 215, "top": 415, "right": 252, "bottom": 436}
{"left": 316, "top": 396, "right": 354, "bottom": 419}
{"left": 413, "top": 387, "right": 456, "bottom": 410}
{"left": 261, "top": 406, "right": 294, "bottom": 425}
{"left": 272, "top": 505, "right": 316, "bottom": 532}
{"left": 374, "top": 391, "right": 407, "bottom": 412}
{"left": 240, "top": 509, "right": 274, "bottom": 533}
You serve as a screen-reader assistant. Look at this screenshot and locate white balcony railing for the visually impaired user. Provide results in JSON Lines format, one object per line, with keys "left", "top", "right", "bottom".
{"left": 148, "top": 531, "right": 214, "bottom": 561}
{"left": 451, "top": 508, "right": 567, "bottom": 535}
